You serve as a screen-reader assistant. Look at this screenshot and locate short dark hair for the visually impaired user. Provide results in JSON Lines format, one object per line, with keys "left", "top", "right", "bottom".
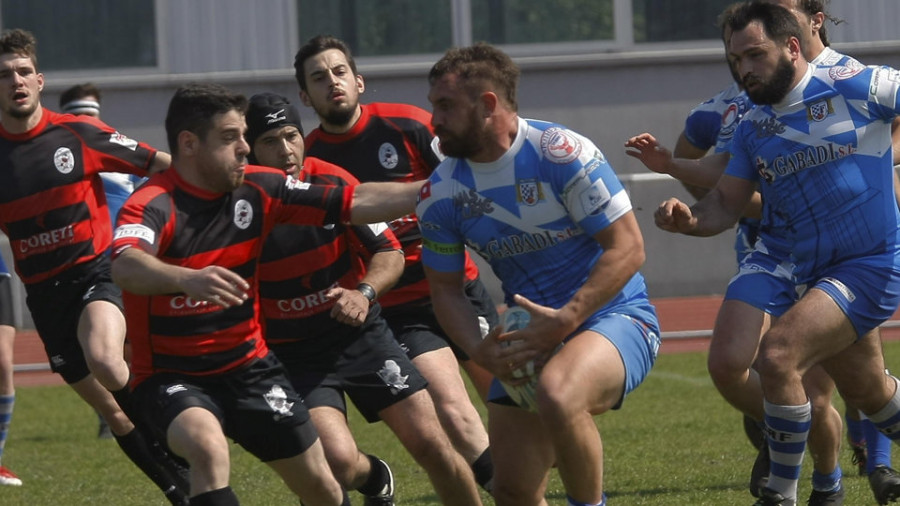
{"left": 728, "top": 2, "right": 803, "bottom": 48}
{"left": 796, "top": 0, "right": 842, "bottom": 47}
{"left": 428, "top": 42, "right": 520, "bottom": 112}
{"left": 717, "top": 2, "right": 745, "bottom": 42}
{"left": 0, "top": 28, "right": 38, "bottom": 70}
{"left": 165, "top": 82, "right": 248, "bottom": 156}
{"left": 293, "top": 35, "right": 358, "bottom": 92}
{"left": 59, "top": 83, "right": 102, "bottom": 109}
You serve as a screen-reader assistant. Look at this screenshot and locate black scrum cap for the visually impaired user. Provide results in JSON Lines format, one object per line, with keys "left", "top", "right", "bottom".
{"left": 245, "top": 92, "right": 304, "bottom": 151}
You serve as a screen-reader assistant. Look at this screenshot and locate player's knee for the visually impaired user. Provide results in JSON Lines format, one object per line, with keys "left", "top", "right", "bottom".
{"left": 754, "top": 348, "right": 795, "bottom": 382}
{"left": 534, "top": 376, "right": 589, "bottom": 422}
{"left": 707, "top": 344, "right": 754, "bottom": 384}
{"left": 323, "top": 447, "right": 365, "bottom": 487}
{"left": 173, "top": 427, "right": 229, "bottom": 472}
{"left": 400, "top": 429, "right": 459, "bottom": 472}
{"left": 492, "top": 480, "right": 542, "bottom": 506}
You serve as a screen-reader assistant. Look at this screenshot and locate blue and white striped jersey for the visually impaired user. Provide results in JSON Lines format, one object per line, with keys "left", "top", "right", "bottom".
{"left": 725, "top": 62, "right": 900, "bottom": 280}
{"left": 417, "top": 117, "right": 650, "bottom": 315}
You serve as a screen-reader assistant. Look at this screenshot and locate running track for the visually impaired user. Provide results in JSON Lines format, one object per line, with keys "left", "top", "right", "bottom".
{"left": 12, "top": 295, "right": 900, "bottom": 387}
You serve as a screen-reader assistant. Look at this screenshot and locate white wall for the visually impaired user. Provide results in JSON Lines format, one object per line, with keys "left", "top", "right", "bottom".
{"left": 8, "top": 0, "right": 899, "bottom": 327}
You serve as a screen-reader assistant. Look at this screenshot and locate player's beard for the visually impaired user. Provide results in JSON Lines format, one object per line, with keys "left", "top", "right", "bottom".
{"left": 6, "top": 100, "right": 38, "bottom": 119}
{"left": 436, "top": 110, "right": 487, "bottom": 159}
{"left": 744, "top": 54, "right": 795, "bottom": 105}
{"left": 321, "top": 105, "right": 357, "bottom": 129}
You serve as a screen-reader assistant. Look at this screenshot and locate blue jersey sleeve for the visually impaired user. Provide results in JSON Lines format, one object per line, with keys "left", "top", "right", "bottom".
{"left": 682, "top": 105, "right": 721, "bottom": 152}
{"left": 417, "top": 170, "right": 467, "bottom": 273}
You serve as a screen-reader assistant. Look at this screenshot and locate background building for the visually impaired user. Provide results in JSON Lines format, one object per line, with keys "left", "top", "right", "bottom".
{"left": 2, "top": 0, "right": 899, "bottom": 327}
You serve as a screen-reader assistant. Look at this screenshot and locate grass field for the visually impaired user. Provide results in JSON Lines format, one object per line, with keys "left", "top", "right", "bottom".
{"left": 1, "top": 341, "right": 897, "bottom": 505}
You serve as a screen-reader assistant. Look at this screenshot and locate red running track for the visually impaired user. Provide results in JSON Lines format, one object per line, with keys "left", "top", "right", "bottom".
{"left": 11, "top": 295, "right": 900, "bottom": 387}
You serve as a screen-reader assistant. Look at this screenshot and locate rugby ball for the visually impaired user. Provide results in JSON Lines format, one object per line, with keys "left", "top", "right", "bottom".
{"left": 498, "top": 306, "right": 563, "bottom": 413}
{"left": 501, "top": 307, "right": 532, "bottom": 379}
{"left": 502, "top": 306, "right": 531, "bottom": 332}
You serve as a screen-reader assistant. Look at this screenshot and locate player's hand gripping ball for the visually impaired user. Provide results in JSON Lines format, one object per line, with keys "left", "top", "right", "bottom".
{"left": 498, "top": 306, "right": 562, "bottom": 412}
{"left": 502, "top": 306, "right": 534, "bottom": 379}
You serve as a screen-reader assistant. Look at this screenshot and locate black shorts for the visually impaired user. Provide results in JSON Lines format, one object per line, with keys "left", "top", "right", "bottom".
{"left": 24, "top": 257, "right": 124, "bottom": 384}
{"left": 271, "top": 307, "right": 428, "bottom": 423}
{"left": 0, "top": 275, "right": 14, "bottom": 327}
{"left": 381, "top": 276, "right": 499, "bottom": 361}
{"left": 132, "top": 352, "right": 317, "bottom": 462}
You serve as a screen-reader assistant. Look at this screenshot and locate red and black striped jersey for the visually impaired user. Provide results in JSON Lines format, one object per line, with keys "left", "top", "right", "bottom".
{"left": 0, "top": 108, "right": 157, "bottom": 286}
{"left": 305, "top": 103, "right": 479, "bottom": 308}
{"left": 259, "top": 157, "right": 401, "bottom": 343}
{"left": 111, "top": 165, "right": 353, "bottom": 385}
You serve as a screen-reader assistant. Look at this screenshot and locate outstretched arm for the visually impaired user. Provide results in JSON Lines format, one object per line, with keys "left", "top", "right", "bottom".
{"left": 150, "top": 151, "right": 172, "bottom": 174}
{"left": 655, "top": 174, "right": 756, "bottom": 237}
{"left": 673, "top": 132, "right": 714, "bottom": 201}
{"left": 625, "top": 132, "right": 730, "bottom": 189}
{"left": 348, "top": 181, "right": 425, "bottom": 224}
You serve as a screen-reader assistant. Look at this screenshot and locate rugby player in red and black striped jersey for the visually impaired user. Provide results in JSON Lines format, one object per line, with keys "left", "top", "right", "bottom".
{"left": 110, "top": 83, "right": 423, "bottom": 506}
{"left": 0, "top": 29, "right": 188, "bottom": 504}
{"left": 295, "top": 35, "right": 496, "bottom": 493}
{"left": 247, "top": 92, "right": 484, "bottom": 506}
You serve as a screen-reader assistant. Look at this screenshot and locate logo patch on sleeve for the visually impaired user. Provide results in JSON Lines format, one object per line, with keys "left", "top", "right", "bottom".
{"left": 109, "top": 132, "right": 138, "bottom": 150}
{"left": 828, "top": 64, "right": 864, "bottom": 81}
{"left": 114, "top": 224, "right": 155, "bottom": 243}
{"left": 540, "top": 127, "right": 582, "bottom": 164}
{"left": 579, "top": 180, "right": 610, "bottom": 216}
{"left": 285, "top": 178, "right": 311, "bottom": 191}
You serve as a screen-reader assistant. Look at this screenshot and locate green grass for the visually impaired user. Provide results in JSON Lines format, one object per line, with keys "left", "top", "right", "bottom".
{"left": 1, "top": 342, "right": 896, "bottom": 505}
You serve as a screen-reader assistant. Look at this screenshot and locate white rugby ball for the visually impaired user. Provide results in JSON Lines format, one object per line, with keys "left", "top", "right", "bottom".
{"left": 501, "top": 307, "right": 532, "bottom": 379}
{"left": 498, "top": 306, "right": 567, "bottom": 412}
{"left": 502, "top": 306, "right": 531, "bottom": 332}
{"left": 500, "top": 341, "right": 565, "bottom": 413}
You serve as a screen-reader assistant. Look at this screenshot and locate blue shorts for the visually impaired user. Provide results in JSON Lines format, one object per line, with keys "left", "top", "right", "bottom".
{"left": 727, "top": 250, "right": 900, "bottom": 338}
{"left": 489, "top": 301, "right": 660, "bottom": 410}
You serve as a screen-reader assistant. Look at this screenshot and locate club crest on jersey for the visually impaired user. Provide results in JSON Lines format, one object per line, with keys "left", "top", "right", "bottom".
{"left": 379, "top": 142, "right": 399, "bottom": 169}
{"left": 53, "top": 147, "right": 75, "bottom": 174}
{"left": 541, "top": 127, "right": 582, "bottom": 164}
{"left": 828, "top": 64, "right": 864, "bottom": 81}
{"left": 807, "top": 99, "right": 833, "bottom": 122}
{"left": 720, "top": 95, "right": 750, "bottom": 138}
{"left": 516, "top": 178, "right": 544, "bottom": 206}
{"left": 234, "top": 199, "right": 253, "bottom": 229}
{"left": 109, "top": 132, "right": 138, "bottom": 150}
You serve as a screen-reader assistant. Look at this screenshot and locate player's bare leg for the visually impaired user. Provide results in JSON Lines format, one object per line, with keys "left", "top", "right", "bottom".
{"left": 380, "top": 388, "right": 483, "bottom": 505}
